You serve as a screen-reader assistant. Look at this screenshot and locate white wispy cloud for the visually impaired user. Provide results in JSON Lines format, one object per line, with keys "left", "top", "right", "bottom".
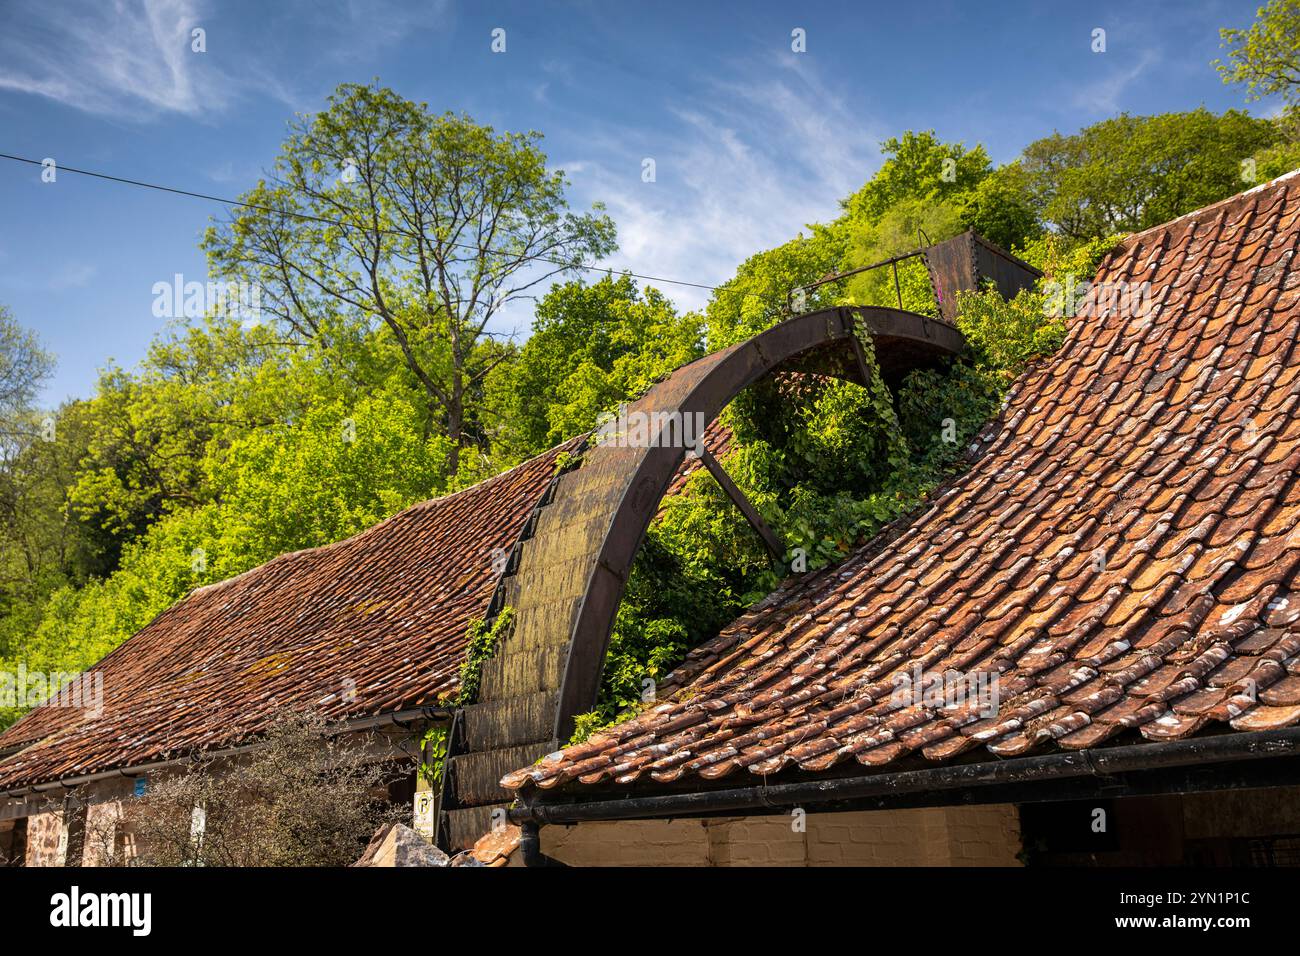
{"left": 0, "top": 0, "right": 232, "bottom": 118}
{"left": 558, "top": 53, "right": 885, "bottom": 312}
{"left": 1071, "top": 48, "right": 1162, "bottom": 116}
{"left": 0, "top": 0, "right": 449, "bottom": 120}
{"left": 49, "top": 262, "right": 99, "bottom": 290}
{"left": 310, "top": 0, "right": 452, "bottom": 66}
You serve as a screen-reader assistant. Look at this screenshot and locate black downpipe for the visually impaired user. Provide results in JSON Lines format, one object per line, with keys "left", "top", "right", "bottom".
{"left": 518, "top": 820, "right": 569, "bottom": 867}
{"left": 519, "top": 821, "right": 541, "bottom": 866}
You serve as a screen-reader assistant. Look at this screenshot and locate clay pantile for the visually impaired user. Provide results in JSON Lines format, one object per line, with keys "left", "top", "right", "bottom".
{"left": 0, "top": 441, "right": 581, "bottom": 791}
{"left": 503, "top": 171, "right": 1300, "bottom": 796}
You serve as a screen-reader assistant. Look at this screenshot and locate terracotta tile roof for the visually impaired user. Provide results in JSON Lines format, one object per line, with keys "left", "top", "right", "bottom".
{"left": 503, "top": 172, "right": 1300, "bottom": 795}
{"left": 0, "top": 442, "right": 578, "bottom": 791}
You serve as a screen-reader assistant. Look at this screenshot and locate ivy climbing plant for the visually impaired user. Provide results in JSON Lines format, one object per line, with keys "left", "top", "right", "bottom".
{"left": 456, "top": 607, "right": 515, "bottom": 707}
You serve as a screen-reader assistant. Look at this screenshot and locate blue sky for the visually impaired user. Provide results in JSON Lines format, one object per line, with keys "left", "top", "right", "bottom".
{"left": 0, "top": 0, "right": 1280, "bottom": 406}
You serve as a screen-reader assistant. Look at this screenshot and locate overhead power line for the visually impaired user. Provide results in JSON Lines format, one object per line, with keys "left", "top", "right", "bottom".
{"left": 0, "top": 152, "right": 769, "bottom": 303}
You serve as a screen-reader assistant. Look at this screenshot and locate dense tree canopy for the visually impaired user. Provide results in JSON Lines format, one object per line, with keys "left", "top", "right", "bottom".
{"left": 484, "top": 275, "right": 704, "bottom": 462}
{"left": 1021, "top": 110, "right": 1279, "bottom": 239}
{"left": 3, "top": 65, "right": 1299, "bottom": 735}
{"left": 840, "top": 130, "right": 991, "bottom": 224}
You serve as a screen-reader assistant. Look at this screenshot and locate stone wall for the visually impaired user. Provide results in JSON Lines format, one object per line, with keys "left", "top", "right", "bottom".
{"left": 14, "top": 776, "right": 145, "bottom": 867}
{"left": 24, "top": 806, "right": 65, "bottom": 867}
{"left": 80, "top": 776, "right": 140, "bottom": 866}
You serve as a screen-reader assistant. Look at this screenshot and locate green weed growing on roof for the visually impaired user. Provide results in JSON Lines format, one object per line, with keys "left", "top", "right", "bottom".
{"left": 456, "top": 607, "right": 514, "bottom": 707}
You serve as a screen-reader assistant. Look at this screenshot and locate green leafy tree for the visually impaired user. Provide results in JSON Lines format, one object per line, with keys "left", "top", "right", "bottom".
{"left": 959, "top": 161, "right": 1042, "bottom": 251}
{"left": 2, "top": 388, "right": 455, "bottom": 721}
{"left": 0, "top": 306, "right": 53, "bottom": 448}
{"left": 1216, "top": 2, "right": 1300, "bottom": 175}
{"left": 1021, "top": 110, "right": 1279, "bottom": 239}
{"left": 204, "top": 82, "right": 617, "bottom": 474}
{"left": 705, "top": 226, "right": 846, "bottom": 349}
{"left": 0, "top": 308, "right": 76, "bottom": 660}
{"left": 1217, "top": 0, "right": 1300, "bottom": 110}
{"left": 66, "top": 316, "right": 320, "bottom": 548}
{"left": 1253, "top": 136, "right": 1300, "bottom": 178}
{"left": 840, "top": 130, "right": 991, "bottom": 224}
{"left": 208, "top": 392, "right": 455, "bottom": 567}
{"left": 484, "top": 275, "right": 704, "bottom": 460}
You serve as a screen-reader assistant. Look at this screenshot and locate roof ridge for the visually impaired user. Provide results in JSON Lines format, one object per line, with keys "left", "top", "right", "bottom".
{"left": 1117, "top": 167, "right": 1300, "bottom": 249}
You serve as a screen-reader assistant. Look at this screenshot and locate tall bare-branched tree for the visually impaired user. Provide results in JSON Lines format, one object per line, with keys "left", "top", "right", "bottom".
{"left": 204, "top": 82, "right": 617, "bottom": 472}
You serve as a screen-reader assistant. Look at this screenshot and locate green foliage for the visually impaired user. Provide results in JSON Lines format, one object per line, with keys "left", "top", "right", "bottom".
{"left": 0, "top": 311, "right": 97, "bottom": 685}
{"left": 705, "top": 227, "right": 847, "bottom": 349}
{"left": 418, "top": 724, "right": 449, "bottom": 784}
{"left": 0, "top": 305, "right": 53, "bottom": 436}
{"left": 955, "top": 286, "right": 1062, "bottom": 375}
{"left": 1015, "top": 231, "right": 1124, "bottom": 279}
{"left": 204, "top": 81, "right": 616, "bottom": 473}
{"left": 1252, "top": 136, "right": 1300, "bottom": 179}
{"left": 1020, "top": 110, "right": 1279, "bottom": 239}
{"left": 568, "top": 503, "right": 765, "bottom": 741}
{"left": 65, "top": 316, "right": 323, "bottom": 550}
{"left": 956, "top": 232, "right": 1122, "bottom": 379}
{"left": 959, "top": 162, "right": 1042, "bottom": 251}
{"left": 456, "top": 607, "right": 514, "bottom": 706}
{"left": 568, "top": 711, "right": 612, "bottom": 746}
{"left": 485, "top": 275, "right": 703, "bottom": 461}
{"left": 1216, "top": 0, "right": 1300, "bottom": 106}
{"left": 208, "top": 393, "right": 454, "bottom": 563}
{"left": 840, "top": 131, "right": 991, "bottom": 224}
{"left": 835, "top": 133, "right": 1040, "bottom": 312}
{"left": 0, "top": 305, "right": 460, "bottom": 728}
{"left": 0, "top": 387, "right": 456, "bottom": 724}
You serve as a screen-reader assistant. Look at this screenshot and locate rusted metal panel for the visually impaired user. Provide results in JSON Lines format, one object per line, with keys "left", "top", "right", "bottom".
{"left": 461, "top": 692, "right": 560, "bottom": 752}
{"left": 924, "top": 231, "right": 1041, "bottom": 324}
{"left": 449, "top": 743, "right": 551, "bottom": 808}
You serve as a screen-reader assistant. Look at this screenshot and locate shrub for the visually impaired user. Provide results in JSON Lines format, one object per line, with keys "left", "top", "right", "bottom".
{"left": 86, "top": 710, "right": 402, "bottom": 867}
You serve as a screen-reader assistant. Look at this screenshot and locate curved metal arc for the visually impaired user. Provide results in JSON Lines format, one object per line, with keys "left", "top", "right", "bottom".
{"left": 552, "top": 306, "right": 964, "bottom": 741}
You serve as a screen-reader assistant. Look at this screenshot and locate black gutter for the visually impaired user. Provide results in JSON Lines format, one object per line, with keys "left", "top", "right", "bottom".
{"left": 509, "top": 727, "right": 1300, "bottom": 826}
